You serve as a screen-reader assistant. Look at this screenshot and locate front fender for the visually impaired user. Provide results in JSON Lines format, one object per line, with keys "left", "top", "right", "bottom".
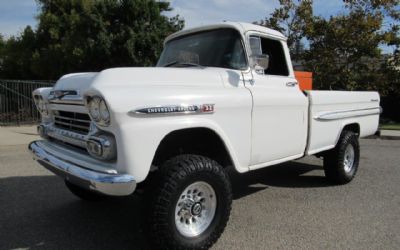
{"left": 86, "top": 83, "right": 252, "bottom": 183}
{"left": 115, "top": 116, "right": 249, "bottom": 183}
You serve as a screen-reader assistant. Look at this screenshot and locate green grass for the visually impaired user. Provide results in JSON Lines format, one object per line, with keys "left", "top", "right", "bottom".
{"left": 380, "top": 123, "right": 400, "bottom": 130}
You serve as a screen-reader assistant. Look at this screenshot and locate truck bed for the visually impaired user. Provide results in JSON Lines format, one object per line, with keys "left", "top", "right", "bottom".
{"left": 306, "top": 91, "right": 380, "bottom": 155}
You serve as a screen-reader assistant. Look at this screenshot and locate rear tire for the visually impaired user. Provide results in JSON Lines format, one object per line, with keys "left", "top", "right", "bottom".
{"left": 65, "top": 180, "right": 105, "bottom": 201}
{"left": 323, "top": 130, "right": 360, "bottom": 184}
{"left": 148, "top": 154, "right": 232, "bottom": 250}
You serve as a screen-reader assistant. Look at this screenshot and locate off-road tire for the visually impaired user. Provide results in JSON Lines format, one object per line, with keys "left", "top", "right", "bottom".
{"left": 323, "top": 130, "right": 360, "bottom": 184}
{"left": 65, "top": 180, "right": 105, "bottom": 201}
{"left": 148, "top": 154, "right": 232, "bottom": 250}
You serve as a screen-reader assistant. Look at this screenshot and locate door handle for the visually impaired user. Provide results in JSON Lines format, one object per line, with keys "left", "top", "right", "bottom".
{"left": 286, "top": 82, "right": 298, "bottom": 87}
{"left": 244, "top": 79, "right": 255, "bottom": 85}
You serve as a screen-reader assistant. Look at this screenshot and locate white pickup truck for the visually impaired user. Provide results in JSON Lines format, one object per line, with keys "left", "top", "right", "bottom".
{"left": 29, "top": 22, "right": 381, "bottom": 249}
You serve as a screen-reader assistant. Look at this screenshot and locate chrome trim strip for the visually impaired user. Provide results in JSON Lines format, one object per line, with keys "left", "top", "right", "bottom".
{"left": 43, "top": 124, "right": 117, "bottom": 162}
{"left": 29, "top": 140, "right": 136, "bottom": 196}
{"left": 130, "top": 104, "right": 215, "bottom": 116}
{"left": 314, "top": 107, "right": 381, "bottom": 121}
{"left": 49, "top": 97, "right": 85, "bottom": 105}
{"left": 53, "top": 120, "right": 90, "bottom": 130}
{"left": 53, "top": 110, "right": 91, "bottom": 133}
{"left": 54, "top": 115, "right": 91, "bottom": 124}
{"left": 45, "top": 125, "right": 87, "bottom": 148}
{"left": 32, "top": 138, "right": 115, "bottom": 173}
{"left": 48, "top": 90, "right": 84, "bottom": 105}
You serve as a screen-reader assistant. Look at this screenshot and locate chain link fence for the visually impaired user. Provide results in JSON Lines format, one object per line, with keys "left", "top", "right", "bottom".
{"left": 0, "top": 79, "right": 55, "bottom": 126}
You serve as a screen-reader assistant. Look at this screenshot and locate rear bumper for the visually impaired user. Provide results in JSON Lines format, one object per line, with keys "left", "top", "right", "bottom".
{"left": 29, "top": 140, "right": 136, "bottom": 196}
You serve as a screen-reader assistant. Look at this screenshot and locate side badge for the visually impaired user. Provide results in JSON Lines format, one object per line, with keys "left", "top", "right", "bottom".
{"left": 132, "top": 104, "right": 215, "bottom": 116}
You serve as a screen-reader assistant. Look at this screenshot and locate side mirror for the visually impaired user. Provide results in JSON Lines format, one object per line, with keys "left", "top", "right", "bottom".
{"left": 251, "top": 54, "right": 269, "bottom": 74}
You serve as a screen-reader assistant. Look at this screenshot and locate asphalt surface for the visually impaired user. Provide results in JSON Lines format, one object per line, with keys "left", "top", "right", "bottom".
{"left": 0, "top": 139, "right": 399, "bottom": 249}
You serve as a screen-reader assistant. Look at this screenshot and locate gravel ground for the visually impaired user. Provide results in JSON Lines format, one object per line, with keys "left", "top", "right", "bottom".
{"left": 0, "top": 139, "right": 399, "bottom": 249}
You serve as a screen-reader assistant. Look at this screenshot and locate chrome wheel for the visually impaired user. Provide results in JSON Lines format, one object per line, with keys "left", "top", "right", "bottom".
{"left": 343, "top": 144, "right": 355, "bottom": 173}
{"left": 174, "top": 181, "right": 217, "bottom": 238}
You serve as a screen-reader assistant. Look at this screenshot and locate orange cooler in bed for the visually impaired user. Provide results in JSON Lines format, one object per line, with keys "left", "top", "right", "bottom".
{"left": 295, "top": 71, "right": 313, "bottom": 91}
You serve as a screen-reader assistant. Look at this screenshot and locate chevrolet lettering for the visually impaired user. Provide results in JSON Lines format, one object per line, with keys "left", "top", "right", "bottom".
{"left": 133, "top": 104, "right": 215, "bottom": 115}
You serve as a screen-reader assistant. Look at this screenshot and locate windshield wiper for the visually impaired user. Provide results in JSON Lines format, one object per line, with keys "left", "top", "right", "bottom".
{"left": 162, "top": 61, "right": 203, "bottom": 68}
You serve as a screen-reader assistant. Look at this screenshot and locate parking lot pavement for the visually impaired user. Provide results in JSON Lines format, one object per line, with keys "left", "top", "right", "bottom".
{"left": 0, "top": 125, "right": 39, "bottom": 146}
{"left": 0, "top": 138, "right": 399, "bottom": 250}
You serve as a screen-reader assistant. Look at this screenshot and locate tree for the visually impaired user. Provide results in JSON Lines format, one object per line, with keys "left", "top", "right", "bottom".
{"left": 256, "top": 0, "right": 313, "bottom": 59}
{"left": 0, "top": 26, "right": 38, "bottom": 79}
{"left": 303, "top": 0, "right": 400, "bottom": 121}
{"left": 303, "top": 0, "right": 399, "bottom": 95}
{"left": 0, "top": 34, "right": 4, "bottom": 72}
{"left": 258, "top": 0, "right": 399, "bottom": 92}
{"left": 0, "top": 0, "right": 184, "bottom": 80}
{"left": 259, "top": 0, "right": 400, "bottom": 121}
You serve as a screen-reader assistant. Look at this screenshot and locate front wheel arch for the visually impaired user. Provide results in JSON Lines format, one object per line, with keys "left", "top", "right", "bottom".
{"left": 151, "top": 127, "right": 235, "bottom": 170}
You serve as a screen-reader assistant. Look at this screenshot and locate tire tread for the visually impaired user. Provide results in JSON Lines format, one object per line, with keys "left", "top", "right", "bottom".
{"left": 149, "top": 154, "right": 232, "bottom": 250}
{"left": 323, "top": 130, "right": 360, "bottom": 184}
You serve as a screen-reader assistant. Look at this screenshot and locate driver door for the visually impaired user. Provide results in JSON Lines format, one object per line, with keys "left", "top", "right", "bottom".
{"left": 244, "top": 35, "right": 308, "bottom": 168}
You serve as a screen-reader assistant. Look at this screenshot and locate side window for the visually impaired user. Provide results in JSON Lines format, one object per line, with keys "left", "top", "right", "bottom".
{"left": 249, "top": 36, "right": 262, "bottom": 56}
{"left": 250, "top": 36, "right": 289, "bottom": 76}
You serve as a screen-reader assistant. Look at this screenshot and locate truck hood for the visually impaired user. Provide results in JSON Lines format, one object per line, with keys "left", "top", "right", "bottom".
{"left": 53, "top": 67, "right": 226, "bottom": 95}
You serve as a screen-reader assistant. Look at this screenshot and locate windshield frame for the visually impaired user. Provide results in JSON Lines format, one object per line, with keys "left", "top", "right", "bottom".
{"left": 157, "top": 28, "right": 249, "bottom": 70}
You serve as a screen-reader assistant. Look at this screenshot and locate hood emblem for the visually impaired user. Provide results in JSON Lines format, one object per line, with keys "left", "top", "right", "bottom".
{"left": 49, "top": 90, "right": 78, "bottom": 100}
{"left": 132, "top": 104, "right": 214, "bottom": 116}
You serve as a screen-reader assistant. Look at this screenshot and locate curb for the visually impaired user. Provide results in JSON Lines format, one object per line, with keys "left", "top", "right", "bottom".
{"left": 365, "top": 130, "right": 400, "bottom": 140}
{"left": 365, "top": 135, "right": 400, "bottom": 140}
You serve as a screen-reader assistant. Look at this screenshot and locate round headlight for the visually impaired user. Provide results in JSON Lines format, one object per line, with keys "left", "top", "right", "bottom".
{"left": 89, "top": 97, "right": 101, "bottom": 122}
{"left": 34, "top": 96, "right": 48, "bottom": 116}
{"left": 38, "top": 98, "right": 44, "bottom": 111}
{"left": 99, "top": 99, "right": 110, "bottom": 123}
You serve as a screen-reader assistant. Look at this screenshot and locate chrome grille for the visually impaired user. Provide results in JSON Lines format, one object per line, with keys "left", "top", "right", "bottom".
{"left": 53, "top": 110, "right": 91, "bottom": 134}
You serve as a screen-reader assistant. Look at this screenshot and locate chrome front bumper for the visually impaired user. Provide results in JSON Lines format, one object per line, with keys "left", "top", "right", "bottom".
{"left": 29, "top": 140, "right": 136, "bottom": 196}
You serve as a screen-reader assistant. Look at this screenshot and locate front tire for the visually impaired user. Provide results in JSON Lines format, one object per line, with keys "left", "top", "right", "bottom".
{"left": 149, "top": 154, "right": 232, "bottom": 250}
{"left": 323, "top": 130, "right": 360, "bottom": 184}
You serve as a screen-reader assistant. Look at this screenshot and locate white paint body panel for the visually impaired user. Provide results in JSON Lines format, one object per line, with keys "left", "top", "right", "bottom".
{"left": 34, "top": 22, "right": 381, "bottom": 184}
{"left": 51, "top": 67, "right": 253, "bottom": 182}
{"left": 306, "top": 91, "right": 380, "bottom": 155}
{"left": 247, "top": 73, "right": 308, "bottom": 167}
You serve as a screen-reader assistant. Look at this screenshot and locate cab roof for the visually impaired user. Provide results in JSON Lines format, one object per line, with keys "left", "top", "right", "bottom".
{"left": 164, "top": 21, "right": 287, "bottom": 44}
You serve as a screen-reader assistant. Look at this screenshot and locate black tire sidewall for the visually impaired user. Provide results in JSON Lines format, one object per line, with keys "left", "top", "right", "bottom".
{"left": 337, "top": 134, "right": 359, "bottom": 180}
{"left": 324, "top": 130, "right": 360, "bottom": 184}
{"left": 149, "top": 155, "right": 232, "bottom": 249}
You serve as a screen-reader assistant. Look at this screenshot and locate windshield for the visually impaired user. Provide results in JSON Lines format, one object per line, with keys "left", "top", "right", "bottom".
{"left": 157, "top": 28, "right": 247, "bottom": 70}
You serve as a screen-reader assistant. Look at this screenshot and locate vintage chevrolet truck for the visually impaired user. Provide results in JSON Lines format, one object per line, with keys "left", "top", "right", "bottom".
{"left": 29, "top": 22, "right": 381, "bottom": 249}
